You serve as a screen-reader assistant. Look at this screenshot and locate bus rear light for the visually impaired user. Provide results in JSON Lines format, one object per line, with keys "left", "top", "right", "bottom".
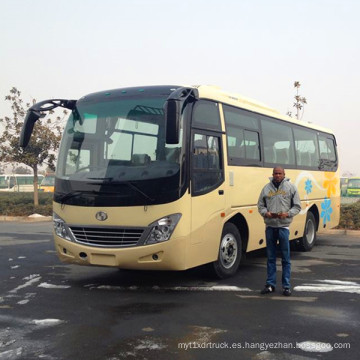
{"left": 145, "top": 213, "right": 182, "bottom": 245}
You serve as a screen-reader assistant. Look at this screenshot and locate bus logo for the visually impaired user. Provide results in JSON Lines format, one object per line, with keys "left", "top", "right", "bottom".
{"left": 95, "top": 211, "right": 108, "bottom": 221}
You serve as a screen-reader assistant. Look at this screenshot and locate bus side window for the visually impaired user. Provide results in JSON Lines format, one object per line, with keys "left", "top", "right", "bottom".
{"left": 192, "top": 133, "right": 223, "bottom": 195}
{"left": 318, "top": 134, "right": 337, "bottom": 170}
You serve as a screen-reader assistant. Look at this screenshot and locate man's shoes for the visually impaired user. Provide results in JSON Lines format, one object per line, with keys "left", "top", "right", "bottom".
{"left": 260, "top": 285, "right": 275, "bottom": 294}
{"left": 283, "top": 288, "right": 292, "bottom": 296}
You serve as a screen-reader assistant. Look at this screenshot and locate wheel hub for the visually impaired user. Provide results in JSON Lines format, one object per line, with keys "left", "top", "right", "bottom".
{"left": 220, "top": 234, "right": 237, "bottom": 269}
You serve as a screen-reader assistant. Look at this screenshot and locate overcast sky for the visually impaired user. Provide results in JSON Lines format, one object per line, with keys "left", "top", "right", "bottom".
{"left": 1, "top": 0, "right": 359, "bottom": 175}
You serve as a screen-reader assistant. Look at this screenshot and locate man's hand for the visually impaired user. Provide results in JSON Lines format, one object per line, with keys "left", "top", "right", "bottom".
{"left": 265, "top": 212, "right": 289, "bottom": 219}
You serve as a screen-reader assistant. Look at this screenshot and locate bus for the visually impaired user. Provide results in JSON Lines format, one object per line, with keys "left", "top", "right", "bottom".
{"left": 345, "top": 177, "right": 360, "bottom": 197}
{"left": 0, "top": 174, "right": 43, "bottom": 192}
{"left": 39, "top": 173, "right": 55, "bottom": 192}
{"left": 19, "top": 85, "right": 340, "bottom": 278}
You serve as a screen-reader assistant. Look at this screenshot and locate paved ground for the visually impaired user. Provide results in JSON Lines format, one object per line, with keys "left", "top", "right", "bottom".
{"left": 0, "top": 221, "right": 359, "bottom": 359}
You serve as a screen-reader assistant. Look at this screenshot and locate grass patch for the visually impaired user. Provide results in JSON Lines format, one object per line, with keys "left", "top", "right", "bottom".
{"left": 0, "top": 192, "right": 53, "bottom": 216}
{"left": 338, "top": 200, "right": 360, "bottom": 230}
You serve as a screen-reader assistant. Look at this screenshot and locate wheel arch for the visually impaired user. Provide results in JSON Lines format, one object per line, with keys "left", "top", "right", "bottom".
{"left": 227, "top": 213, "right": 249, "bottom": 253}
{"left": 308, "top": 204, "right": 319, "bottom": 231}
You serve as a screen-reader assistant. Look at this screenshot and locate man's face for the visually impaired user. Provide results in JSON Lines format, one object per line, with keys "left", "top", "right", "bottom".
{"left": 273, "top": 168, "right": 285, "bottom": 183}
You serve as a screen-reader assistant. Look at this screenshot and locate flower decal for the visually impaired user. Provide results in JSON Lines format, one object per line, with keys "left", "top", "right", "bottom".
{"left": 323, "top": 172, "right": 338, "bottom": 198}
{"left": 321, "top": 197, "right": 333, "bottom": 225}
{"left": 305, "top": 179, "right": 312, "bottom": 194}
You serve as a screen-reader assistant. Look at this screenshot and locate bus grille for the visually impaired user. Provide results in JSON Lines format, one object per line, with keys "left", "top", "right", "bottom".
{"left": 69, "top": 226, "right": 145, "bottom": 248}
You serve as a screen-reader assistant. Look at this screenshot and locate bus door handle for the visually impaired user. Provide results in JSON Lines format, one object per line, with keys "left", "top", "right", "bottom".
{"left": 218, "top": 190, "right": 224, "bottom": 195}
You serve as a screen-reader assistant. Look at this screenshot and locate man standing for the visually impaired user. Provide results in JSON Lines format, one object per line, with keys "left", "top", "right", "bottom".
{"left": 257, "top": 166, "right": 301, "bottom": 296}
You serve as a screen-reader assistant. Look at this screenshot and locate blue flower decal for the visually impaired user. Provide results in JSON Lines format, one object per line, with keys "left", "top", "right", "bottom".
{"left": 321, "top": 197, "right": 333, "bottom": 225}
{"left": 305, "top": 179, "right": 312, "bottom": 194}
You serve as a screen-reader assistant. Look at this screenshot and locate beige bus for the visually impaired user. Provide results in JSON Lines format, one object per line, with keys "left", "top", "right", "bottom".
{"left": 20, "top": 85, "right": 340, "bottom": 278}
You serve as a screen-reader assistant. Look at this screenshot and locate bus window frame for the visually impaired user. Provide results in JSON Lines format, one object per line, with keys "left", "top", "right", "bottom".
{"left": 221, "top": 102, "right": 338, "bottom": 172}
{"left": 190, "top": 129, "right": 225, "bottom": 197}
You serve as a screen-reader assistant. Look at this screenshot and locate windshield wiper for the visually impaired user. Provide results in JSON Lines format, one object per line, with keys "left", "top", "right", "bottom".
{"left": 87, "top": 179, "right": 155, "bottom": 203}
{"left": 124, "top": 181, "right": 155, "bottom": 203}
{"left": 59, "top": 190, "right": 99, "bottom": 206}
{"left": 59, "top": 191, "right": 82, "bottom": 205}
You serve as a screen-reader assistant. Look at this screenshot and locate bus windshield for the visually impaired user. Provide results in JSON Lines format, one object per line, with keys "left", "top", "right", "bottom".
{"left": 347, "top": 178, "right": 360, "bottom": 189}
{"left": 56, "top": 89, "right": 186, "bottom": 206}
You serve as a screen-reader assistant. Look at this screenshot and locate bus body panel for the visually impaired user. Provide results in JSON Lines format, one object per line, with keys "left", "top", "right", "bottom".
{"left": 188, "top": 184, "right": 226, "bottom": 268}
{"left": 224, "top": 167, "right": 340, "bottom": 251}
{"left": 53, "top": 192, "right": 194, "bottom": 270}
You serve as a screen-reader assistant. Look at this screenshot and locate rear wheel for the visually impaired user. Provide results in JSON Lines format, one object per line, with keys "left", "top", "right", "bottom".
{"left": 212, "top": 223, "right": 242, "bottom": 279}
{"left": 298, "top": 212, "right": 317, "bottom": 251}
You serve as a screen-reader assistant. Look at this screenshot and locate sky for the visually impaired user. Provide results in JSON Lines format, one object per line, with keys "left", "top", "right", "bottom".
{"left": 1, "top": 0, "right": 359, "bottom": 175}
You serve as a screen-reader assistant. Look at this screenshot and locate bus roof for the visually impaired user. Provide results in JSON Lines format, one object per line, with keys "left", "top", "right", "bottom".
{"left": 79, "top": 84, "right": 335, "bottom": 136}
{"left": 194, "top": 85, "right": 335, "bottom": 135}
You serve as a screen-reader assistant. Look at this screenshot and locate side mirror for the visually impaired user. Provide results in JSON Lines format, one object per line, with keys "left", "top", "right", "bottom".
{"left": 164, "top": 99, "right": 181, "bottom": 144}
{"left": 164, "top": 87, "right": 198, "bottom": 145}
{"left": 19, "top": 110, "right": 41, "bottom": 148}
{"left": 19, "top": 99, "right": 77, "bottom": 148}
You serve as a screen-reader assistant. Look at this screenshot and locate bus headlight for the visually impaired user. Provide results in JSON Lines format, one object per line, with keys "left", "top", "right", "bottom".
{"left": 145, "top": 213, "right": 182, "bottom": 245}
{"left": 53, "top": 212, "right": 72, "bottom": 241}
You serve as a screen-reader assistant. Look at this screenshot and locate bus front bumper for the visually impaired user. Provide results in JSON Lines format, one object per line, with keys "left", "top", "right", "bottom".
{"left": 54, "top": 234, "right": 187, "bottom": 271}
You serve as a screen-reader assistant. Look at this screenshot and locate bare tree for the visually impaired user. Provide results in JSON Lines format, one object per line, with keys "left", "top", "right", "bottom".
{"left": 287, "top": 81, "right": 307, "bottom": 120}
{"left": 0, "top": 87, "right": 66, "bottom": 205}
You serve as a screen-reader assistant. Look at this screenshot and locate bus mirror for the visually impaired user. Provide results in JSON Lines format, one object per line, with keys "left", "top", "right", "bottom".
{"left": 19, "top": 110, "right": 41, "bottom": 148}
{"left": 164, "top": 87, "right": 199, "bottom": 144}
{"left": 19, "top": 99, "right": 77, "bottom": 148}
{"left": 165, "top": 99, "right": 181, "bottom": 144}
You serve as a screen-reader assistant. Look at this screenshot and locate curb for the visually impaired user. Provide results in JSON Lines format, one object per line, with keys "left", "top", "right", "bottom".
{"left": 319, "top": 229, "right": 360, "bottom": 236}
{"left": 0, "top": 215, "right": 52, "bottom": 222}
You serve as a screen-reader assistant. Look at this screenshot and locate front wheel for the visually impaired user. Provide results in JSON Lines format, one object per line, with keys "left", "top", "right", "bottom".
{"left": 299, "top": 212, "right": 317, "bottom": 251}
{"left": 212, "top": 223, "right": 242, "bottom": 279}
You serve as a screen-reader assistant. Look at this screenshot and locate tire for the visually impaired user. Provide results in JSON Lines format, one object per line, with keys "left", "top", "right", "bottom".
{"left": 212, "top": 223, "right": 242, "bottom": 279}
{"left": 298, "top": 212, "right": 317, "bottom": 251}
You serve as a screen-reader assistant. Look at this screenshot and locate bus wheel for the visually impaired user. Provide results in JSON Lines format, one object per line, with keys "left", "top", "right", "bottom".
{"left": 299, "top": 212, "right": 317, "bottom": 251}
{"left": 212, "top": 223, "right": 242, "bottom": 279}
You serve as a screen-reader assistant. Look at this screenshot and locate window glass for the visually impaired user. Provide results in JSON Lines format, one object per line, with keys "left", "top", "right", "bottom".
{"left": 318, "top": 134, "right": 337, "bottom": 171}
{"left": 193, "top": 134, "right": 220, "bottom": 169}
{"left": 293, "top": 127, "right": 319, "bottom": 167}
{"left": 65, "top": 149, "right": 90, "bottom": 174}
{"left": 227, "top": 127, "right": 245, "bottom": 160}
{"left": 326, "top": 138, "right": 336, "bottom": 161}
{"left": 107, "top": 132, "right": 132, "bottom": 160}
{"left": 261, "top": 119, "right": 295, "bottom": 165}
{"left": 224, "top": 106, "right": 260, "bottom": 165}
{"left": 105, "top": 117, "right": 158, "bottom": 162}
{"left": 244, "top": 130, "right": 260, "bottom": 160}
{"left": 319, "top": 135, "right": 336, "bottom": 161}
{"left": 73, "top": 113, "right": 97, "bottom": 134}
{"left": 192, "top": 101, "right": 221, "bottom": 130}
{"left": 192, "top": 133, "right": 223, "bottom": 194}
{"left": 223, "top": 105, "right": 259, "bottom": 130}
